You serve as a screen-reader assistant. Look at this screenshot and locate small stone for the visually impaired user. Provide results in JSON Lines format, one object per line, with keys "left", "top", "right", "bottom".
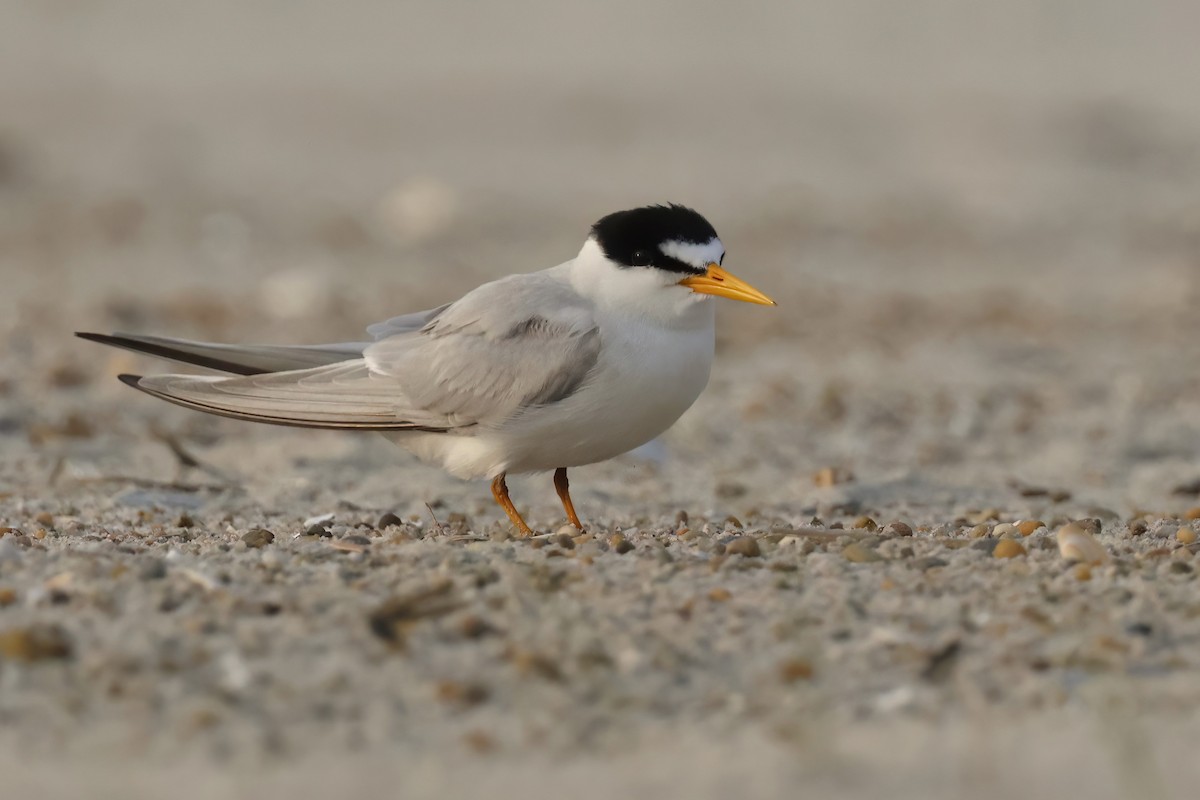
{"left": 608, "top": 534, "right": 634, "bottom": 555}
{"left": 967, "top": 523, "right": 991, "bottom": 539}
{"left": 554, "top": 533, "right": 575, "bottom": 550}
{"left": 675, "top": 510, "right": 689, "bottom": 526}
{"left": 1073, "top": 564, "right": 1092, "bottom": 581}
{"left": 1128, "top": 520, "right": 1148, "bottom": 536}
{"left": 779, "top": 658, "right": 814, "bottom": 683}
{"left": 1170, "top": 561, "right": 1194, "bottom": 575}
{"left": 726, "top": 537, "right": 761, "bottom": 558}
{"left": 842, "top": 543, "right": 882, "bottom": 563}
{"left": 241, "top": 529, "right": 275, "bottom": 549}
{"left": 457, "top": 615, "right": 495, "bottom": 639}
{"left": 0, "top": 625, "right": 72, "bottom": 662}
{"left": 1074, "top": 518, "right": 1102, "bottom": 535}
{"left": 1016, "top": 520, "right": 1044, "bottom": 537}
{"left": 1185, "top": 508, "right": 1200, "bottom": 521}
{"left": 306, "top": 523, "right": 333, "bottom": 537}
{"left": 851, "top": 516, "right": 878, "bottom": 532}
{"left": 1177, "top": 528, "right": 1198, "bottom": 545}
{"left": 993, "top": 539, "right": 1026, "bottom": 559}
{"left": 725, "top": 515, "right": 744, "bottom": 529}
{"left": 708, "top": 588, "right": 732, "bottom": 602}
{"left": 993, "top": 523, "right": 1017, "bottom": 538}
{"left": 813, "top": 466, "right": 854, "bottom": 487}
{"left": 883, "top": 521, "right": 913, "bottom": 537}
{"left": 377, "top": 512, "right": 405, "bottom": 529}
{"left": 971, "top": 539, "right": 999, "bottom": 555}
{"left": 175, "top": 512, "right": 196, "bottom": 528}
{"left": 434, "top": 680, "right": 490, "bottom": 709}
{"left": 34, "top": 512, "right": 54, "bottom": 527}
{"left": 1057, "top": 522, "right": 1109, "bottom": 565}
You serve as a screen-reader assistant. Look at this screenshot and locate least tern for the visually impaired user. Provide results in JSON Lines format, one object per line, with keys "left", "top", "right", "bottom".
{"left": 78, "top": 204, "right": 775, "bottom": 535}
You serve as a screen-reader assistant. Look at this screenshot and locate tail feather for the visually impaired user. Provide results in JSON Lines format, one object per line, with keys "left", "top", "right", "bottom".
{"left": 76, "top": 332, "right": 367, "bottom": 375}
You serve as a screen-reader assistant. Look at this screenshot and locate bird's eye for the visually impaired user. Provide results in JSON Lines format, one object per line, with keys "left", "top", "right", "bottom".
{"left": 630, "top": 249, "right": 653, "bottom": 266}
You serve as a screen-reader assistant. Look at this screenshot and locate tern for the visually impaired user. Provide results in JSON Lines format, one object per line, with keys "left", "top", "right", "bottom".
{"left": 78, "top": 204, "right": 775, "bottom": 535}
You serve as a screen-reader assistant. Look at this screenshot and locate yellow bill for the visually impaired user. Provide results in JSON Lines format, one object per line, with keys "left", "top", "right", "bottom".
{"left": 678, "top": 264, "right": 776, "bottom": 306}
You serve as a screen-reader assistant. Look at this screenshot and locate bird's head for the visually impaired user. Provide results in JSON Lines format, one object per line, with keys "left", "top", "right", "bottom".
{"left": 575, "top": 204, "right": 775, "bottom": 319}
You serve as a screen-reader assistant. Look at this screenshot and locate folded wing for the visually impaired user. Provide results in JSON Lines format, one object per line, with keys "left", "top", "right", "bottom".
{"left": 117, "top": 273, "right": 602, "bottom": 431}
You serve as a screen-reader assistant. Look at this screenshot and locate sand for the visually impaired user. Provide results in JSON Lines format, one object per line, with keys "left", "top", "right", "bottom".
{"left": 3, "top": 1, "right": 1200, "bottom": 797}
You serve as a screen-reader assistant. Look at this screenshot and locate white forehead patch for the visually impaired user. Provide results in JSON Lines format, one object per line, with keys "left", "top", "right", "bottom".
{"left": 659, "top": 238, "right": 724, "bottom": 269}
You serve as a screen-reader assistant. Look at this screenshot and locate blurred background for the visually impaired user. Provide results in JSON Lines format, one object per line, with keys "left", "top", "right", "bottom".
{"left": 3, "top": 0, "right": 1200, "bottom": 512}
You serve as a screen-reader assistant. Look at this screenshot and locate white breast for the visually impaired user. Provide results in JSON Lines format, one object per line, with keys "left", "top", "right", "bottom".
{"left": 496, "top": 306, "right": 716, "bottom": 472}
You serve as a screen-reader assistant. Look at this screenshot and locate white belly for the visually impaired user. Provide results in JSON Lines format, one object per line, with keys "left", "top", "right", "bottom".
{"left": 389, "top": 311, "right": 715, "bottom": 478}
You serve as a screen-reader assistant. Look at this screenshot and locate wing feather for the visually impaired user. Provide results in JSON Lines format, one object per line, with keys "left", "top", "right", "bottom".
{"left": 113, "top": 271, "right": 602, "bottom": 431}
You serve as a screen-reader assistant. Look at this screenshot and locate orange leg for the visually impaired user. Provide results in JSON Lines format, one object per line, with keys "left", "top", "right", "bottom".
{"left": 554, "top": 467, "right": 585, "bottom": 531}
{"left": 491, "top": 472, "right": 535, "bottom": 537}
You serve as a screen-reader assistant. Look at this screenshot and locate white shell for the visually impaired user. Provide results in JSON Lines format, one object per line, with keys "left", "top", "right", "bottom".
{"left": 1057, "top": 522, "right": 1110, "bottom": 565}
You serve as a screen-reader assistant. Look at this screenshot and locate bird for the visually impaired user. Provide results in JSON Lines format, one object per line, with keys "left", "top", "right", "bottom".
{"left": 77, "top": 204, "right": 775, "bottom": 536}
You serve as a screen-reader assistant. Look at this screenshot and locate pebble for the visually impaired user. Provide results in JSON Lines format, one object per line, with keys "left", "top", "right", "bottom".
{"left": 304, "top": 513, "right": 336, "bottom": 528}
{"left": 434, "top": 680, "right": 490, "bottom": 709}
{"left": 778, "top": 658, "right": 814, "bottom": 683}
{"left": 1186, "top": 508, "right": 1200, "bottom": 521}
{"left": 708, "top": 588, "right": 732, "bottom": 602}
{"left": 883, "top": 521, "right": 913, "bottom": 537}
{"left": 813, "top": 466, "right": 854, "bottom": 487}
{"left": 993, "top": 523, "right": 1017, "bottom": 538}
{"left": 1057, "top": 522, "right": 1109, "bottom": 565}
{"left": 377, "top": 512, "right": 405, "bottom": 529}
{"left": 993, "top": 539, "right": 1026, "bottom": 559}
{"left": 967, "top": 523, "right": 991, "bottom": 539}
{"left": 851, "top": 516, "right": 878, "bottom": 532}
{"left": 842, "top": 543, "right": 882, "bottom": 563}
{"left": 725, "top": 537, "right": 761, "bottom": 558}
{"left": 0, "top": 625, "right": 72, "bottom": 662}
{"left": 1177, "top": 528, "right": 1197, "bottom": 545}
{"left": 1016, "top": 520, "right": 1044, "bottom": 537}
{"left": 241, "top": 529, "right": 275, "bottom": 549}
{"left": 1073, "top": 564, "right": 1092, "bottom": 581}
{"left": 608, "top": 534, "right": 633, "bottom": 555}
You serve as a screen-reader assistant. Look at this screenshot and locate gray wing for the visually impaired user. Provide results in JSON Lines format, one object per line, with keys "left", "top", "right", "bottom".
{"left": 120, "top": 273, "right": 602, "bottom": 430}
{"left": 363, "top": 273, "right": 601, "bottom": 423}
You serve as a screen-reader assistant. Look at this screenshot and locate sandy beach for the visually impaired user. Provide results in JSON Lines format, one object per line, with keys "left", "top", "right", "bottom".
{"left": 3, "top": 2, "right": 1200, "bottom": 797}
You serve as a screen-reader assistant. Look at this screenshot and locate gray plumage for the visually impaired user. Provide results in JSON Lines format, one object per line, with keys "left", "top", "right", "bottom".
{"left": 90, "top": 271, "right": 602, "bottom": 432}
